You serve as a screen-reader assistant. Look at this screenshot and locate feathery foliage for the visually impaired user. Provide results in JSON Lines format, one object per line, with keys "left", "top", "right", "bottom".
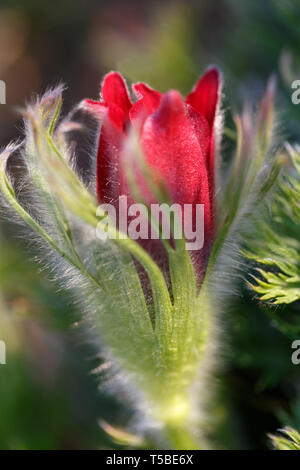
{"left": 246, "top": 144, "right": 300, "bottom": 305}
{"left": 270, "top": 426, "right": 300, "bottom": 450}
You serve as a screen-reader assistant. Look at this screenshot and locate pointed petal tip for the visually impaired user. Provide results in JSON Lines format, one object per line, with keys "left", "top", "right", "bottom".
{"left": 186, "top": 66, "right": 222, "bottom": 129}
{"left": 141, "top": 90, "right": 185, "bottom": 128}
{"left": 100, "top": 71, "right": 125, "bottom": 99}
{"left": 101, "top": 71, "right": 132, "bottom": 113}
{"left": 158, "top": 89, "right": 184, "bottom": 111}
{"left": 102, "top": 70, "right": 126, "bottom": 84}
{"left": 79, "top": 99, "right": 108, "bottom": 118}
{"left": 130, "top": 83, "right": 162, "bottom": 127}
{"left": 194, "top": 66, "right": 221, "bottom": 92}
{"left": 132, "top": 82, "right": 160, "bottom": 98}
{"left": 204, "top": 65, "right": 221, "bottom": 77}
{"left": 203, "top": 66, "right": 222, "bottom": 92}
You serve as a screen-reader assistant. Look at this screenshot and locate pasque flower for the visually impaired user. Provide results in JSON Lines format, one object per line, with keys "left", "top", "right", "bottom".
{"left": 0, "top": 68, "right": 278, "bottom": 449}
{"left": 84, "top": 69, "right": 221, "bottom": 275}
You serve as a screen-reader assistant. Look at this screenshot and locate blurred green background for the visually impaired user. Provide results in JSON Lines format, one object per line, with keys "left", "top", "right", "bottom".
{"left": 0, "top": 0, "right": 300, "bottom": 449}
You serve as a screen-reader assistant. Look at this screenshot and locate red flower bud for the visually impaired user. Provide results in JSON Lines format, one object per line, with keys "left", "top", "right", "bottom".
{"left": 84, "top": 69, "right": 221, "bottom": 276}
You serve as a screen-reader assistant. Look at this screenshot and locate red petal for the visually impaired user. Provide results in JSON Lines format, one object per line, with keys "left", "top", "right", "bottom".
{"left": 140, "top": 90, "right": 211, "bottom": 262}
{"left": 186, "top": 67, "right": 220, "bottom": 129}
{"left": 82, "top": 98, "right": 126, "bottom": 202}
{"left": 186, "top": 67, "right": 221, "bottom": 209}
{"left": 97, "top": 115, "right": 124, "bottom": 203}
{"left": 101, "top": 72, "right": 132, "bottom": 119}
{"left": 141, "top": 90, "right": 210, "bottom": 202}
{"left": 130, "top": 83, "right": 162, "bottom": 127}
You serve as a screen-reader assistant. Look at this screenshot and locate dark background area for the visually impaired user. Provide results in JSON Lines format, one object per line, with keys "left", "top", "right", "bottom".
{"left": 0, "top": 0, "right": 299, "bottom": 449}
